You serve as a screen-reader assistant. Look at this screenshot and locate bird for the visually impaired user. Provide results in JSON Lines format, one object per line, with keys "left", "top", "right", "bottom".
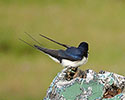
{"left": 19, "top": 32, "right": 89, "bottom": 68}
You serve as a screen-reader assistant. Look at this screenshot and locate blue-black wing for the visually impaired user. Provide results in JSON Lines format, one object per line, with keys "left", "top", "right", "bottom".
{"left": 34, "top": 45, "right": 81, "bottom": 61}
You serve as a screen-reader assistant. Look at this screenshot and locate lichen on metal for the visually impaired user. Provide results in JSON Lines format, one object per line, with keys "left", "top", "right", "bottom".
{"left": 44, "top": 68, "right": 125, "bottom": 100}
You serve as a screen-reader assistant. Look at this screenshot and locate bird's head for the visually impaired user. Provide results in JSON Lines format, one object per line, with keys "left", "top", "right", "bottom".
{"left": 78, "top": 42, "right": 88, "bottom": 53}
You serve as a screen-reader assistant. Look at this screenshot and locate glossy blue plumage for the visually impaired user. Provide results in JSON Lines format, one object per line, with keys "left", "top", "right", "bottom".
{"left": 20, "top": 33, "right": 89, "bottom": 67}
{"left": 65, "top": 47, "right": 83, "bottom": 60}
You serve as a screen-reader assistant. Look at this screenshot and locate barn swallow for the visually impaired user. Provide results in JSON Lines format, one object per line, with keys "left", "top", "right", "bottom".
{"left": 19, "top": 33, "right": 89, "bottom": 68}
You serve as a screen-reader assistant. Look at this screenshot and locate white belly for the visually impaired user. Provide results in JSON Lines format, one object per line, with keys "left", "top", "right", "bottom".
{"left": 61, "top": 57, "right": 88, "bottom": 67}
{"left": 48, "top": 55, "right": 60, "bottom": 63}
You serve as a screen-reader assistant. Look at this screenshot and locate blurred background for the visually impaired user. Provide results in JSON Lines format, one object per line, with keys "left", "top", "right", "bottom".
{"left": 0, "top": 0, "right": 125, "bottom": 100}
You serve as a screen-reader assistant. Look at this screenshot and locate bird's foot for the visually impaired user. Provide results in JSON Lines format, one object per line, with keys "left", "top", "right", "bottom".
{"left": 64, "top": 67, "right": 86, "bottom": 81}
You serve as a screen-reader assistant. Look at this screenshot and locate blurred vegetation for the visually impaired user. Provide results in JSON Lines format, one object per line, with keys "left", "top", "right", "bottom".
{"left": 0, "top": 0, "right": 125, "bottom": 100}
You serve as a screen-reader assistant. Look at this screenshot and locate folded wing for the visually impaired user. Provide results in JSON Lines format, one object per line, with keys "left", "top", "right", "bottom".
{"left": 34, "top": 45, "right": 81, "bottom": 62}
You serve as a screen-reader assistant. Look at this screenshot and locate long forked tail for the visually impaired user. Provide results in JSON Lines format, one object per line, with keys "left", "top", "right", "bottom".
{"left": 24, "top": 32, "right": 42, "bottom": 46}
{"left": 19, "top": 38, "right": 48, "bottom": 53}
{"left": 19, "top": 32, "right": 43, "bottom": 50}
{"left": 19, "top": 38, "right": 35, "bottom": 49}
{"left": 39, "top": 34, "right": 70, "bottom": 48}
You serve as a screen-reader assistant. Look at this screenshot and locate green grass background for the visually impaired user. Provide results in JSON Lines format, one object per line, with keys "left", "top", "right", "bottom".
{"left": 0, "top": 0, "right": 125, "bottom": 100}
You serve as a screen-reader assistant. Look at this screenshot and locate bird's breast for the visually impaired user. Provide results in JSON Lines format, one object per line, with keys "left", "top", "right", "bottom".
{"left": 61, "top": 57, "right": 88, "bottom": 67}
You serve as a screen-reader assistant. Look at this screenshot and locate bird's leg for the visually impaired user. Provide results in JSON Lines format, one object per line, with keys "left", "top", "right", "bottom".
{"left": 64, "top": 66, "right": 78, "bottom": 81}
